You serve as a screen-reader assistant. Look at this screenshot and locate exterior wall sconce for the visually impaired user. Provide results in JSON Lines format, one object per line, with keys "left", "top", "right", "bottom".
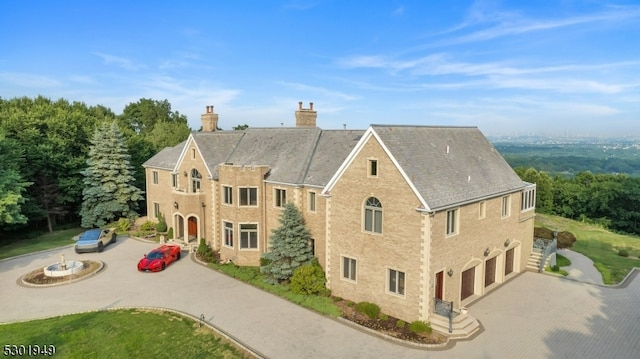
{"left": 447, "top": 268, "right": 454, "bottom": 277}
{"left": 173, "top": 201, "right": 178, "bottom": 209}
{"left": 484, "top": 248, "right": 490, "bottom": 257}
{"left": 201, "top": 202, "right": 206, "bottom": 208}
{"left": 504, "top": 239, "right": 511, "bottom": 247}
{"left": 183, "top": 171, "right": 188, "bottom": 177}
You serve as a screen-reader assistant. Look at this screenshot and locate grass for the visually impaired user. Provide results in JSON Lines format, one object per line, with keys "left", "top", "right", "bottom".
{"left": 0, "top": 227, "right": 84, "bottom": 260}
{"left": 537, "top": 213, "right": 640, "bottom": 284}
{"left": 208, "top": 262, "right": 341, "bottom": 317}
{"left": 0, "top": 309, "right": 248, "bottom": 358}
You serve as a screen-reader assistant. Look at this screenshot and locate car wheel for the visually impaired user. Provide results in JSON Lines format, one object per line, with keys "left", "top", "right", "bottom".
{"left": 177, "top": 252, "right": 181, "bottom": 260}
{"left": 111, "top": 234, "right": 117, "bottom": 244}
{"left": 98, "top": 242, "right": 104, "bottom": 252}
{"left": 161, "top": 263, "right": 166, "bottom": 271}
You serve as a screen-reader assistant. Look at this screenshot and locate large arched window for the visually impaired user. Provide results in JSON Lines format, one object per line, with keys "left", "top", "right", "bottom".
{"left": 364, "top": 197, "right": 382, "bottom": 233}
{"left": 191, "top": 168, "right": 201, "bottom": 193}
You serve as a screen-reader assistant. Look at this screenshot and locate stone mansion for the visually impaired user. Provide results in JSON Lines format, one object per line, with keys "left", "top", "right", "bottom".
{"left": 143, "top": 103, "right": 536, "bottom": 326}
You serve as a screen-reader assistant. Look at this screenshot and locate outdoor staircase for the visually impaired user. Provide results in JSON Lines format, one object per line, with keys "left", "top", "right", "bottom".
{"left": 526, "top": 251, "right": 549, "bottom": 272}
{"left": 430, "top": 312, "right": 480, "bottom": 339}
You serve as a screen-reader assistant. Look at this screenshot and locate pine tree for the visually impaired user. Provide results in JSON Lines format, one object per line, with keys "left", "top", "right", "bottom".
{"left": 261, "top": 203, "right": 315, "bottom": 284}
{"left": 80, "top": 121, "right": 144, "bottom": 228}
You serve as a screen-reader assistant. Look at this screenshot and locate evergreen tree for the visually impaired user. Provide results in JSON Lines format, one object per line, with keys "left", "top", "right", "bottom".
{"left": 80, "top": 122, "right": 144, "bottom": 228}
{"left": 261, "top": 203, "right": 315, "bottom": 284}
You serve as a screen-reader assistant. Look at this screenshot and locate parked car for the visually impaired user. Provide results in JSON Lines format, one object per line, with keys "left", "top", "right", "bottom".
{"left": 75, "top": 228, "right": 117, "bottom": 253}
{"left": 137, "top": 245, "right": 182, "bottom": 272}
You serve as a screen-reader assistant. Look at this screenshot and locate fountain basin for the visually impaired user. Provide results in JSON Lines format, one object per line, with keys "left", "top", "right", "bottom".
{"left": 44, "top": 260, "right": 84, "bottom": 277}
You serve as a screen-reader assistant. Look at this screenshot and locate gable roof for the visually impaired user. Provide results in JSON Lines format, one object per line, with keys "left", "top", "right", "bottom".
{"left": 191, "top": 131, "right": 245, "bottom": 178}
{"left": 323, "top": 125, "right": 525, "bottom": 212}
{"left": 142, "top": 141, "right": 186, "bottom": 170}
{"left": 303, "top": 130, "right": 365, "bottom": 187}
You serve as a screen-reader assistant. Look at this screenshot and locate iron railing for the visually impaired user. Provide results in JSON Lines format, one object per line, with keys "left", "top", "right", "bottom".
{"left": 434, "top": 297, "right": 456, "bottom": 333}
{"left": 539, "top": 237, "right": 557, "bottom": 272}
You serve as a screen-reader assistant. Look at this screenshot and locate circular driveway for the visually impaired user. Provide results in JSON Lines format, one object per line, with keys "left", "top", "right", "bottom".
{"left": 1, "top": 237, "right": 639, "bottom": 358}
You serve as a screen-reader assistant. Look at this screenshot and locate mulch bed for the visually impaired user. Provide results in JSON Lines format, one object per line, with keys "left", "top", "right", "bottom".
{"left": 22, "top": 260, "right": 102, "bottom": 285}
{"left": 334, "top": 299, "right": 447, "bottom": 345}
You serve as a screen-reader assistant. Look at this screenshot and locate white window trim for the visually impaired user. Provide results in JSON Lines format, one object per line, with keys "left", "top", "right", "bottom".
{"left": 222, "top": 221, "right": 234, "bottom": 248}
{"left": 239, "top": 222, "right": 259, "bottom": 250}
{"left": 502, "top": 195, "right": 511, "bottom": 218}
{"left": 387, "top": 268, "right": 406, "bottom": 297}
{"left": 222, "top": 185, "right": 233, "bottom": 206}
{"left": 368, "top": 158, "right": 378, "bottom": 178}
{"left": 341, "top": 256, "right": 357, "bottom": 282}
{"left": 152, "top": 171, "right": 159, "bottom": 185}
{"left": 363, "top": 197, "right": 383, "bottom": 234}
{"left": 238, "top": 187, "right": 259, "bottom": 207}
{"left": 274, "top": 188, "right": 287, "bottom": 208}
{"left": 308, "top": 191, "right": 316, "bottom": 212}
{"left": 446, "top": 208, "right": 459, "bottom": 237}
{"left": 479, "top": 201, "right": 486, "bottom": 219}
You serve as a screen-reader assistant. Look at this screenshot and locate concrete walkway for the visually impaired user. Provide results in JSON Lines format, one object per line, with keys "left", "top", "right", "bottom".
{"left": 557, "top": 249, "right": 604, "bottom": 285}
{"left": 1, "top": 237, "right": 639, "bottom": 358}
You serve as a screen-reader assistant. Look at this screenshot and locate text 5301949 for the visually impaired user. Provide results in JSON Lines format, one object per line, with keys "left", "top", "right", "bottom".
{"left": 3, "top": 345, "right": 56, "bottom": 356}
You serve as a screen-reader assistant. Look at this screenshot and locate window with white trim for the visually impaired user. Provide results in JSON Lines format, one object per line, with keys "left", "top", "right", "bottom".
{"left": 239, "top": 187, "right": 258, "bottom": 206}
{"left": 223, "top": 221, "right": 234, "bottom": 247}
{"left": 342, "top": 256, "right": 357, "bottom": 281}
{"left": 191, "top": 168, "right": 201, "bottom": 193}
{"left": 502, "top": 195, "right": 511, "bottom": 217}
{"left": 153, "top": 202, "right": 160, "bottom": 218}
{"left": 172, "top": 173, "right": 178, "bottom": 188}
{"left": 223, "top": 186, "right": 233, "bottom": 205}
{"left": 240, "top": 223, "right": 258, "bottom": 249}
{"left": 152, "top": 171, "right": 159, "bottom": 185}
{"left": 446, "top": 208, "right": 458, "bottom": 235}
{"left": 521, "top": 187, "right": 536, "bottom": 212}
{"left": 308, "top": 191, "right": 316, "bottom": 212}
{"left": 275, "top": 188, "right": 286, "bottom": 208}
{"left": 388, "top": 269, "right": 405, "bottom": 295}
{"left": 364, "top": 197, "right": 382, "bottom": 233}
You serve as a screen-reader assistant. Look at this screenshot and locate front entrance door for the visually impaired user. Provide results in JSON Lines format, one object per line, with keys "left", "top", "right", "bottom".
{"left": 435, "top": 271, "right": 444, "bottom": 300}
{"left": 188, "top": 217, "right": 197, "bottom": 239}
{"left": 485, "top": 256, "right": 496, "bottom": 287}
{"left": 461, "top": 267, "right": 475, "bottom": 300}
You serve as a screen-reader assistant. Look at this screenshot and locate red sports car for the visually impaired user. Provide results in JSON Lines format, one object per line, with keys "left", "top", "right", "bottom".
{"left": 137, "top": 245, "right": 182, "bottom": 272}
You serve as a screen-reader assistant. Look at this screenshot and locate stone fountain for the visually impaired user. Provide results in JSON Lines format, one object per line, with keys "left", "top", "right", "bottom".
{"left": 43, "top": 254, "right": 84, "bottom": 277}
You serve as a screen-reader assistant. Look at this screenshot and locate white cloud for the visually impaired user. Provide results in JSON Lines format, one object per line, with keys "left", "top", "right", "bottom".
{"left": 93, "top": 52, "right": 145, "bottom": 71}
{"left": 0, "top": 72, "right": 61, "bottom": 88}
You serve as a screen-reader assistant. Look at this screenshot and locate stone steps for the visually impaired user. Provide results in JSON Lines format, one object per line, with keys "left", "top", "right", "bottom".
{"left": 430, "top": 312, "right": 480, "bottom": 339}
{"left": 526, "top": 251, "right": 549, "bottom": 272}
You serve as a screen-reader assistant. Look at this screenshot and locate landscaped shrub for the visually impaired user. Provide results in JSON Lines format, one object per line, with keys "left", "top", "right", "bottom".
{"left": 167, "top": 227, "right": 173, "bottom": 239}
{"left": 355, "top": 302, "right": 381, "bottom": 320}
{"left": 290, "top": 258, "right": 328, "bottom": 295}
{"left": 116, "top": 217, "right": 132, "bottom": 232}
{"left": 197, "top": 238, "right": 215, "bottom": 263}
{"left": 551, "top": 265, "right": 560, "bottom": 272}
{"left": 155, "top": 212, "right": 167, "bottom": 233}
{"left": 618, "top": 249, "right": 630, "bottom": 257}
{"left": 140, "top": 221, "right": 155, "bottom": 231}
{"left": 408, "top": 320, "right": 432, "bottom": 334}
{"left": 396, "top": 320, "right": 406, "bottom": 328}
{"left": 379, "top": 313, "right": 389, "bottom": 321}
{"left": 557, "top": 231, "right": 576, "bottom": 249}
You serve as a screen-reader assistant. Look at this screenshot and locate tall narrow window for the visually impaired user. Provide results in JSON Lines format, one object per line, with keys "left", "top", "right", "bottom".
{"left": 388, "top": 269, "right": 405, "bottom": 295}
{"left": 223, "top": 186, "right": 233, "bottom": 205}
{"left": 240, "top": 223, "right": 258, "bottom": 249}
{"left": 342, "top": 256, "right": 357, "bottom": 281}
{"left": 502, "top": 196, "right": 510, "bottom": 217}
{"left": 153, "top": 202, "right": 160, "bottom": 218}
{"left": 223, "top": 221, "right": 234, "bottom": 247}
{"left": 191, "top": 168, "right": 201, "bottom": 193}
{"left": 275, "top": 188, "right": 287, "bottom": 208}
{"left": 446, "top": 209, "right": 458, "bottom": 235}
{"left": 172, "top": 173, "right": 178, "bottom": 188}
{"left": 368, "top": 159, "right": 378, "bottom": 177}
{"left": 364, "top": 197, "right": 382, "bottom": 233}
{"left": 152, "top": 171, "right": 159, "bottom": 185}
{"left": 479, "top": 201, "right": 486, "bottom": 219}
{"left": 239, "top": 187, "right": 258, "bottom": 206}
{"left": 191, "top": 148, "right": 196, "bottom": 159}
{"left": 308, "top": 191, "right": 316, "bottom": 212}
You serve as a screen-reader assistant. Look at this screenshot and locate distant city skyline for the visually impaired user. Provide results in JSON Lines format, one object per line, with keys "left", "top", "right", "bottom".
{"left": 1, "top": 1, "right": 639, "bottom": 137}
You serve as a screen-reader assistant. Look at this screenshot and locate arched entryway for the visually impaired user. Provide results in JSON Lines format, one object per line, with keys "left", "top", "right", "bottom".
{"left": 188, "top": 216, "right": 198, "bottom": 242}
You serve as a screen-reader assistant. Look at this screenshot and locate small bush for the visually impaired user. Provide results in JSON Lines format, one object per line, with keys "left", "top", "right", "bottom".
{"left": 167, "top": 227, "right": 173, "bottom": 239}
{"left": 396, "top": 320, "right": 406, "bottom": 328}
{"left": 290, "top": 259, "right": 328, "bottom": 295}
{"left": 557, "top": 231, "right": 576, "bottom": 249}
{"left": 155, "top": 212, "right": 167, "bottom": 233}
{"left": 379, "top": 313, "right": 389, "bottom": 321}
{"left": 140, "top": 221, "right": 156, "bottom": 231}
{"left": 618, "top": 249, "right": 630, "bottom": 257}
{"left": 408, "top": 320, "right": 432, "bottom": 334}
{"left": 355, "top": 302, "right": 381, "bottom": 320}
{"left": 551, "top": 265, "right": 560, "bottom": 272}
{"left": 116, "top": 218, "right": 132, "bottom": 232}
{"left": 332, "top": 296, "right": 343, "bottom": 302}
{"left": 197, "top": 238, "right": 215, "bottom": 263}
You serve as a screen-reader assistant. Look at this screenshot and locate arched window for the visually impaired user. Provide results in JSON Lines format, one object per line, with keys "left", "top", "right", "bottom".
{"left": 191, "top": 168, "right": 201, "bottom": 193}
{"left": 364, "top": 197, "right": 382, "bottom": 233}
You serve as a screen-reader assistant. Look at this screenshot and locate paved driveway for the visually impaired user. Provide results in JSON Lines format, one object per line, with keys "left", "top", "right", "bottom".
{"left": 1, "top": 237, "right": 639, "bottom": 358}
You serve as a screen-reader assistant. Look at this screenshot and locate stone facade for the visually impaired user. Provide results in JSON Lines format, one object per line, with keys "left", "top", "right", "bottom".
{"left": 143, "top": 104, "right": 535, "bottom": 323}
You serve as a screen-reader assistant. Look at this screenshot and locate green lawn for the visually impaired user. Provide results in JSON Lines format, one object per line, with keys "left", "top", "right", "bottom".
{"left": 0, "top": 309, "right": 248, "bottom": 359}
{"left": 0, "top": 227, "right": 84, "bottom": 260}
{"left": 536, "top": 213, "right": 640, "bottom": 284}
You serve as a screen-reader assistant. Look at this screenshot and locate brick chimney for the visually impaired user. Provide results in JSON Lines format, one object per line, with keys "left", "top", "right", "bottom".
{"left": 201, "top": 105, "right": 219, "bottom": 132}
{"left": 295, "top": 101, "right": 317, "bottom": 127}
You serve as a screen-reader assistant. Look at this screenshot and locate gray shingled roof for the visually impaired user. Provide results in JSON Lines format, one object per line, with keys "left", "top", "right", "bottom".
{"left": 192, "top": 131, "right": 245, "bottom": 178}
{"left": 226, "top": 128, "right": 322, "bottom": 184}
{"left": 304, "top": 130, "right": 365, "bottom": 187}
{"left": 142, "top": 141, "right": 186, "bottom": 170}
{"left": 372, "top": 125, "right": 525, "bottom": 211}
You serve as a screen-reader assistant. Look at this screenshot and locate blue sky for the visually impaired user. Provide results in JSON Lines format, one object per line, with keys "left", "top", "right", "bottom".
{"left": 1, "top": 1, "right": 639, "bottom": 137}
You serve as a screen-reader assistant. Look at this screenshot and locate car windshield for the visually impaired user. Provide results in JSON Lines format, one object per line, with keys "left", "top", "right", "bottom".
{"left": 146, "top": 251, "right": 164, "bottom": 260}
{"left": 78, "top": 229, "right": 101, "bottom": 242}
